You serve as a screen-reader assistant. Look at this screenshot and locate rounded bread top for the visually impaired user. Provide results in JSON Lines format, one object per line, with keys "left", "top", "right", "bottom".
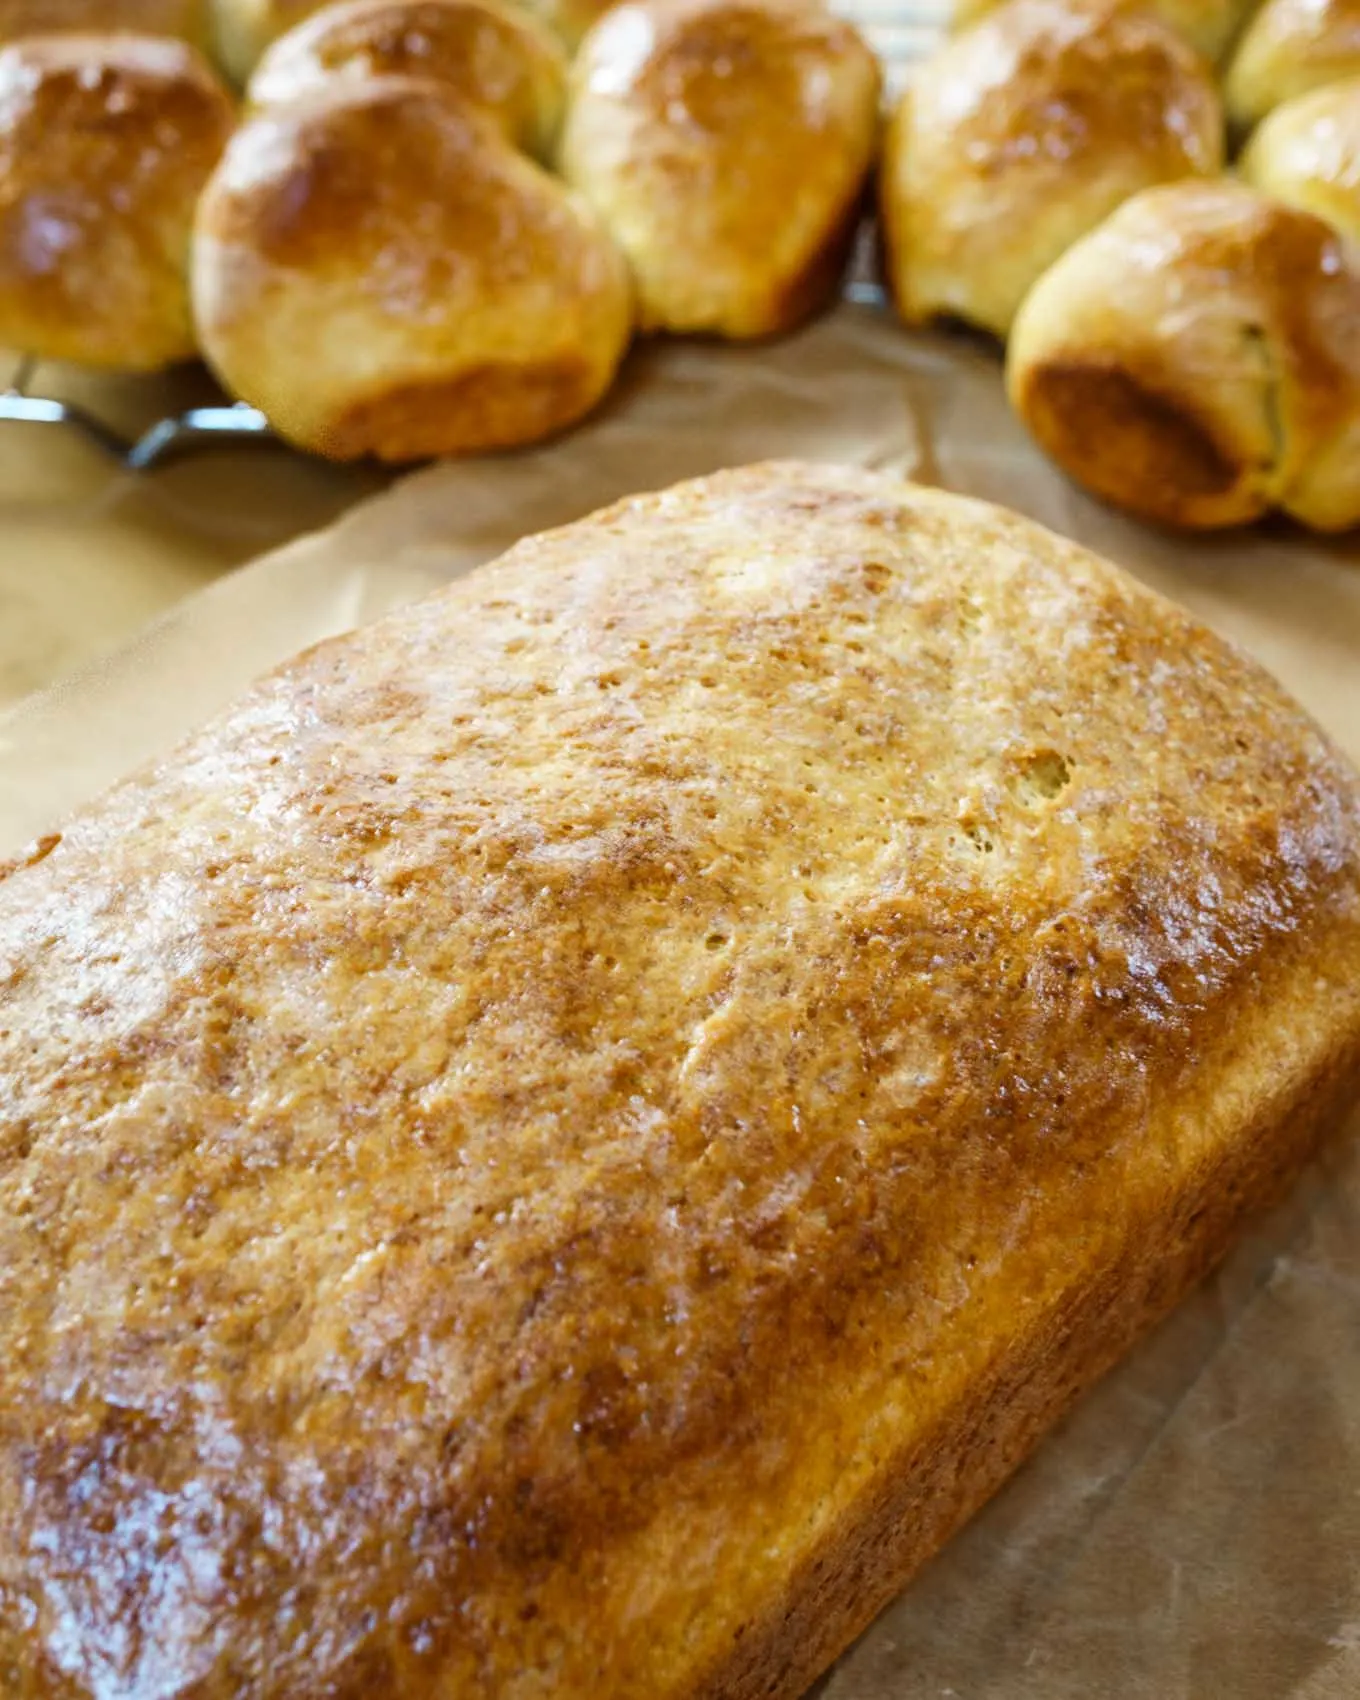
{"left": 1240, "top": 74, "right": 1360, "bottom": 245}
{"left": 950, "top": 0, "right": 1249, "bottom": 61}
{"left": 0, "top": 32, "right": 234, "bottom": 369}
{"left": 192, "top": 74, "right": 632, "bottom": 457}
{"left": 1225, "top": 0, "right": 1360, "bottom": 131}
{"left": 559, "top": 0, "right": 880, "bottom": 336}
{"left": 880, "top": 0, "right": 1224, "bottom": 337}
{"left": 247, "top": 0, "right": 567, "bottom": 158}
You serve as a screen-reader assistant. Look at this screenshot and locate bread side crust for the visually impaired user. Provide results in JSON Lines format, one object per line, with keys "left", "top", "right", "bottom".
{"left": 687, "top": 927, "right": 1360, "bottom": 1699}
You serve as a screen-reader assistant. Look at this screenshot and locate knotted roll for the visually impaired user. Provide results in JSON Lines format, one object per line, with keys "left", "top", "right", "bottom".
{"left": 192, "top": 51, "right": 632, "bottom": 460}
{"left": 0, "top": 33, "right": 234, "bottom": 370}
{"left": 881, "top": 0, "right": 1224, "bottom": 340}
{"left": 1007, "top": 178, "right": 1360, "bottom": 531}
{"left": 246, "top": 0, "right": 567, "bottom": 160}
{"left": 558, "top": 0, "right": 880, "bottom": 339}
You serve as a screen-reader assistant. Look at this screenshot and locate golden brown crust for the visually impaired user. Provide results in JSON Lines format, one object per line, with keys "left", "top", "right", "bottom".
{"left": 1225, "top": 0, "right": 1360, "bottom": 131}
{"left": 1240, "top": 74, "right": 1360, "bottom": 246}
{"left": 0, "top": 0, "right": 210, "bottom": 47}
{"left": 558, "top": 0, "right": 880, "bottom": 338}
{"left": 951, "top": 0, "right": 1251, "bottom": 61}
{"left": 1007, "top": 178, "right": 1360, "bottom": 530}
{"left": 191, "top": 76, "right": 632, "bottom": 459}
{"left": 0, "top": 34, "right": 234, "bottom": 371}
{"left": 4, "top": 461, "right": 1360, "bottom": 1697}
{"left": 881, "top": 0, "right": 1224, "bottom": 339}
{"left": 246, "top": 0, "right": 567, "bottom": 160}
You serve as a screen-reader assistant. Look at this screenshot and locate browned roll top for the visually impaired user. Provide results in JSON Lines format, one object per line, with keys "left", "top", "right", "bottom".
{"left": 0, "top": 33, "right": 234, "bottom": 371}
{"left": 881, "top": 0, "right": 1224, "bottom": 340}
{"left": 192, "top": 66, "right": 632, "bottom": 459}
{"left": 247, "top": 0, "right": 567, "bottom": 158}
{"left": 559, "top": 0, "right": 880, "bottom": 339}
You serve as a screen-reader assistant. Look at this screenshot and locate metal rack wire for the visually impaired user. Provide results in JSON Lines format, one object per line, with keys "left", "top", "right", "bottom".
{"left": 0, "top": 356, "right": 272, "bottom": 470}
{"left": 0, "top": 0, "right": 942, "bottom": 471}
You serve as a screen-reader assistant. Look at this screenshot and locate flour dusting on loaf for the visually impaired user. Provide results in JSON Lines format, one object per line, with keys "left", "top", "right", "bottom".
{"left": 3, "top": 463, "right": 1360, "bottom": 1698}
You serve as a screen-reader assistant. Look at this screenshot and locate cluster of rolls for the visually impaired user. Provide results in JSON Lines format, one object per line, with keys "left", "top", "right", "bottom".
{"left": 3, "top": 0, "right": 1360, "bottom": 529}
{"left": 0, "top": 0, "right": 879, "bottom": 461}
{"left": 889, "top": 0, "right": 1360, "bottom": 531}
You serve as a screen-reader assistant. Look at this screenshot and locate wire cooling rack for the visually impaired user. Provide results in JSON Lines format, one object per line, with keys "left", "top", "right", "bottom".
{"left": 0, "top": 0, "right": 943, "bottom": 470}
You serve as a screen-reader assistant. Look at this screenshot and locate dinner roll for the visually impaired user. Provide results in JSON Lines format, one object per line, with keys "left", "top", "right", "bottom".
{"left": 248, "top": 0, "right": 566, "bottom": 160}
{"left": 0, "top": 1, "right": 209, "bottom": 50}
{"left": 881, "top": 0, "right": 1224, "bottom": 340}
{"left": 1007, "top": 179, "right": 1360, "bottom": 531}
{"left": 951, "top": 0, "right": 1248, "bottom": 63}
{"left": 0, "top": 34, "right": 234, "bottom": 371}
{"left": 211, "top": 0, "right": 331, "bottom": 82}
{"left": 1240, "top": 76, "right": 1360, "bottom": 245}
{"left": 1225, "top": 0, "right": 1360, "bottom": 131}
{"left": 558, "top": 0, "right": 879, "bottom": 339}
{"left": 192, "top": 77, "right": 632, "bottom": 460}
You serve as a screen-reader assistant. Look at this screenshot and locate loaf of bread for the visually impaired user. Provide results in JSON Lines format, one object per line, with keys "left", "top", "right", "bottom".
{"left": 0, "top": 33, "right": 235, "bottom": 371}
{"left": 880, "top": 0, "right": 1224, "bottom": 339}
{"left": 1240, "top": 75, "right": 1360, "bottom": 244}
{"left": 0, "top": 0, "right": 210, "bottom": 46}
{"left": 246, "top": 0, "right": 567, "bottom": 159}
{"left": 950, "top": 0, "right": 1250, "bottom": 63}
{"left": 4, "top": 460, "right": 1360, "bottom": 1698}
{"left": 1008, "top": 179, "right": 1360, "bottom": 531}
{"left": 1225, "top": 0, "right": 1360, "bottom": 131}
{"left": 192, "top": 72, "right": 631, "bottom": 460}
{"left": 558, "top": 0, "right": 879, "bottom": 338}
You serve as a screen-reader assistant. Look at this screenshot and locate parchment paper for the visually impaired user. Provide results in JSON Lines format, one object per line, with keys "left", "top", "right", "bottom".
{"left": 3, "top": 305, "right": 1358, "bottom": 1698}
{"left": 0, "top": 354, "right": 379, "bottom": 709}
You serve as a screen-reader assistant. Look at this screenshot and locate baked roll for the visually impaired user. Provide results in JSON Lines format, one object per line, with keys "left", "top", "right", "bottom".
{"left": 192, "top": 76, "right": 632, "bottom": 460}
{"left": 247, "top": 0, "right": 567, "bottom": 160}
{"left": 1007, "top": 178, "right": 1360, "bottom": 531}
{"left": 881, "top": 0, "right": 1224, "bottom": 340}
{"left": 558, "top": 0, "right": 880, "bottom": 339}
{"left": 1225, "top": 0, "right": 1360, "bottom": 131}
{"left": 4, "top": 460, "right": 1360, "bottom": 1698}
{"left": 0, "top": 0, "right": 209, "bottom": 49}
{"left": 210, "top": 0, "right": 332, "bottom": 81}
{"left": 1240, "top": 76, "right": 1360, "bottom": 245}
{"left": 951, "top": 0, "right": 1249, "bottom": 63}
{"left": 0, "top": 34, "right": 234, "bottom": 371}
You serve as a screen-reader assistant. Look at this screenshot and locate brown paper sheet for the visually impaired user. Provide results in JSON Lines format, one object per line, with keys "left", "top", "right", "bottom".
{"left": 0, "top": 356, "right": 382, "bottom": 711}
{"left": 2, "top": 305, "right": 1358, "bottom": 1697}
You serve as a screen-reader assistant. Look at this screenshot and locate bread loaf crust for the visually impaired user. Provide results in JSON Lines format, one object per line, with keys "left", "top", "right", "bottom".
{"left": 3, "top": 463, "right": 1360, "bottom": 1697}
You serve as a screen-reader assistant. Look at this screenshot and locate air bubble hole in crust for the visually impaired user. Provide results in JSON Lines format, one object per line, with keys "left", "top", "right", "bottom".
{"left": 963, "top": 823, "right": 996, "bottom": 854}
{"left": 1017, "top": 750, "right": 1072, "bottom": 803}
